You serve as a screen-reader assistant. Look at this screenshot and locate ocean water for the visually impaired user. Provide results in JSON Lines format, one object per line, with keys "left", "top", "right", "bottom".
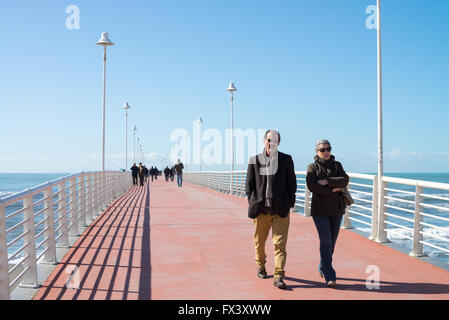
{"left": 0, "top": 173, "right": 70, "bottom": 198}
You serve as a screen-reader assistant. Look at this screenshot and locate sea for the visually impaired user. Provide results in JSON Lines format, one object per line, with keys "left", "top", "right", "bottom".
{"left": 1, "top": 172, "right": 449, "bottom": 266}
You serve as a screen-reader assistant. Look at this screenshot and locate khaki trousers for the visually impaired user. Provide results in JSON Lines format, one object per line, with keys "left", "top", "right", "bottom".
{"left": 253, "top": 213, "right": 290, "bottom": 279}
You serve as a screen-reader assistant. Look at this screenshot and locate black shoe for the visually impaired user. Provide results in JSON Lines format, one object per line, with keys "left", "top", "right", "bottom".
{"left": 257, "top": 267, "right": 267, "bottom": 279}
{"left": 273, "top": 277, "right": 287, "bottom": 289}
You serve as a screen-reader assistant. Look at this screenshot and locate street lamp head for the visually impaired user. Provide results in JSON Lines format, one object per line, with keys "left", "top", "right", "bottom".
{"left": 96, "top": 32, "right": 114, "bottom": 46}
{"left": 132, "top": 125, "right": 137, "bottom": 131}
{"left": 227, "top": 82, "right": 237, "bottom": 92}
{"left": 123, "top": 102, "right": 131, "bottom": 110}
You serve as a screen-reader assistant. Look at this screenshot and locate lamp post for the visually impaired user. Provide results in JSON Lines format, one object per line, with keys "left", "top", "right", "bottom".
{"left": 137, "top": 137, "right": 140, "bottom": 163}
{"left": 196, "top": 117, "right": 204, "bottom": 172}
{"left": 96, "top": 32, "right": 114, "bottom": 171}
{"left": 123, "top": 102, "right": 131, "bottom": 170}
{"left": 132, "top": 125, "right": 137, "bottom": 164}
{"left": 184, "top": 132, "right": 188, "bottom": 172}
{"left": 227, "top": 82, "right": 237, "bottom": 195}
{"left": 376, "top": 0, "right": 387, "bottom": 243}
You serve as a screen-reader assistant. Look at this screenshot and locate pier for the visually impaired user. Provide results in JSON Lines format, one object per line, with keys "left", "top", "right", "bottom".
{"left": 2, "top": 172, "right": 449, "bottom": 300}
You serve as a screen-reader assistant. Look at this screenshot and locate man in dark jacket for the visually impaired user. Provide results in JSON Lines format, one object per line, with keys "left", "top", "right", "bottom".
{"left": 164, "top": 166, "right": 170, "bottom": 182}
{"left": 174, "top": 159, "right": 184, "bottom": 187}
{"left": 149, "top": 166, "right": 155, "bottom": 182}
{"left": 245, "top": 130, "right": 296, "bottom": 289}
{"left": 130, "top": 163, "right": 139, "bottom": 186}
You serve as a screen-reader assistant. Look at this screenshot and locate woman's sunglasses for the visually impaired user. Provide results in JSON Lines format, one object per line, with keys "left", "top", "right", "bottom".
{"left": 318, "top": 147, "right": 332, "bottom": 153}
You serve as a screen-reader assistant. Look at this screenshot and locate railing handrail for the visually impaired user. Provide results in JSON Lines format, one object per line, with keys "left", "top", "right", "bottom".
{"left": 382, "top": 176, "right": 449, "bottom": 191}
{"left": 184, "top": 171, "right": 449, "bottom": 190}
{"left": 0, "top": 171, "right": 124, "bottom": 206}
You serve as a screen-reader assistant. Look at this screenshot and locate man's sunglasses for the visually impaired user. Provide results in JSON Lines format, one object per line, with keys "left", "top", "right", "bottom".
{"left": 318, "top": 147, "right": 332, "bottom": 152}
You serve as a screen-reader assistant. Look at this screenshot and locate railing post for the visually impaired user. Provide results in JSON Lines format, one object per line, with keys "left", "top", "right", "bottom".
{"left": 0, "top": 205, "right": 11, "bottom": 300}
{"left": 98, "top": 171, "right": 103, "bottom": 211}
{"left": 102, "top": 171, "right": 107, "bottom": 209}
{"left": 42, "top": 186, "right": 57, "bottom": 264}
{"left": 79, "top": 174, "right": 87, "bottom": 228}
{"left": 57, "top": 181, "right": 69, "bottom": 247}
{"left": 222, "top": 172, "right": 225, "bottom": 192}
{"left": 69, "top": 177, "right": 79, "bottom": 236}
{"left": 370, "top": 175, "right": 379, "bottom": 240}
{"left": 342, "top": 178, "right": 353, "bottom": 229}
{"left": 304, "top": 186, "right": 311, "bottom": 217}
{"left": 97, "top": 172, "right": 102, "bottom": 210}
{"left": 376, "top": 179, "right": 389, "bottom": 243}
{"left": 86, "top": 174, "right": 93, "bottom": 224}
{"left": 104, "top": 172, "right": 109, "bottom": 206}
{"left": 94, "top": 172, "right": 100, "bottom": 217}
{"left": 113, "top": 173, "right": 118, "bottom": 200}
{"left": 230, "top": 172, "right": 233, "bottom": 195}
{"left": 239, "top": 172, "right": 243, "bottom": 197}
{"left": 19, "top": 194, "right": 41, "bottom": 289}
{"left": 411, "top": 185, "right": 426, "bottom": 257}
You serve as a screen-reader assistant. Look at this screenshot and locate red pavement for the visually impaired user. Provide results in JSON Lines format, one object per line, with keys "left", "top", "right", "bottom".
{"left": 33, "top": 178, "right": 449, "bottom": 300}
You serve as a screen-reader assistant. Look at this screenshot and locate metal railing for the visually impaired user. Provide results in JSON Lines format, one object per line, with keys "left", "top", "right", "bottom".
{"left": 184, "top": 171, "right": 449, "bottom": 264}
{"left": 0, "top": 171, "right": 133, "bottom": 300}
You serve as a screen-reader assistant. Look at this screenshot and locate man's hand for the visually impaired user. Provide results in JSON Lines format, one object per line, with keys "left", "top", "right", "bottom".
{"left": 332, "top": 188, "right": 342, "bottom": 192}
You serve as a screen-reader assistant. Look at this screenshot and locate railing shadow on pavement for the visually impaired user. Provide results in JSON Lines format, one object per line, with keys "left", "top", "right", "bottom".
{"left": 34, "top": 183, "right": 152, "bottom": 300}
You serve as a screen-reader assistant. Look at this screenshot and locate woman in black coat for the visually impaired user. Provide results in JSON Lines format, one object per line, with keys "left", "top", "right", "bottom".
{"left": 306, "top": 139, "right": 349, "bottom": 287}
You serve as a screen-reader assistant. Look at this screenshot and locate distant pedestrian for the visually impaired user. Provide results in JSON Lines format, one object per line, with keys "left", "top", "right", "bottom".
{"left": 138, "top": 163, "right": 145, "bottom": 186}
{"left": 150, "top": 166, "right": 155, "bottom": 182}
{"left": 164, "top": 166, "right": 170, "bottom": 182}
{"left": 245, "top": 130, "right": 296, "bottom": 290}
{"left": 154, "top": 167, "right": 159, "bottom": 180}
{"left": 170, "top": 167, "right": 175, "bottom": 181}
{"left": 306, "top": 139, "right": 349, "bottom": 287}
{"left": 130, "top": 163, "right": 139, "bottom": 186}
{"left": 143, "top": 165, "right": 149, "bottom": 182}
{"left": 174, "top": 159, "right": 184, "bottom": 187}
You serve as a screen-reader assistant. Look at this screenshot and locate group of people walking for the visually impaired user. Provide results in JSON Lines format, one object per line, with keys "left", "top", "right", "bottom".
{"left": 130, "top": 159, "right": 185, "bottom": 187}
{"left": 246, "top": 130, "right": 349, "bottom": 290}
{"left": 162, "top": 159, "right": 184, "bottom": 187}
{"left": 130, "top": 163, "right": 161, "bottom": 186}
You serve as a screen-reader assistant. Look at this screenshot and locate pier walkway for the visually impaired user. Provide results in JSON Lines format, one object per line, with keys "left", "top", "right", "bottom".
{"left": 32, "top": 178, "right": 449, "bottom": 300}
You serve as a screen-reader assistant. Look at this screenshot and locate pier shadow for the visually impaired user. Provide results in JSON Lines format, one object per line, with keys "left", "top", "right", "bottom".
{"left": 138, "top": 185, "right": 151, "bottom": 300}
{"left": 283, "top": 276, "right": 449, "bottom": 295}
{"left": 34, "top": 182, "right": 152, "bottom": 300}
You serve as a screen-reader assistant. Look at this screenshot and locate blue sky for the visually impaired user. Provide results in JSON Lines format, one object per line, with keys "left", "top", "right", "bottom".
{"left": 1, "top": 0, "right": 448, "bottom": 173}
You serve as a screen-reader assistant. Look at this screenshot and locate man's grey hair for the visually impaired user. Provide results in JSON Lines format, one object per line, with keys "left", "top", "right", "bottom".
{"left": 315, "top": 139, "right": 331, "bottom": 150}
{"left": 264, "top": 129, "right": 281, "bottom": 143}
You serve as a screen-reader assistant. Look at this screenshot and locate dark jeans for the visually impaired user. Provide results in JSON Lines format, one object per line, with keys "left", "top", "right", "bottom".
{"left": 312, "top": 215, "right": 343, "bottom": 282}
{"left": 132, "top": 174, "right": 138, "bottom": 185}
{"left": 139, "top": 175, "right": 144, "bottom": 186}
{"left": 177, "top": 174, "right": 183, "bottom": 187}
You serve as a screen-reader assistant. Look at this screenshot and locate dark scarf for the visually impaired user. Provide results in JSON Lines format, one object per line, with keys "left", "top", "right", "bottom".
{"left": 314, "top": 154, "right": 335, "bottom": 168}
